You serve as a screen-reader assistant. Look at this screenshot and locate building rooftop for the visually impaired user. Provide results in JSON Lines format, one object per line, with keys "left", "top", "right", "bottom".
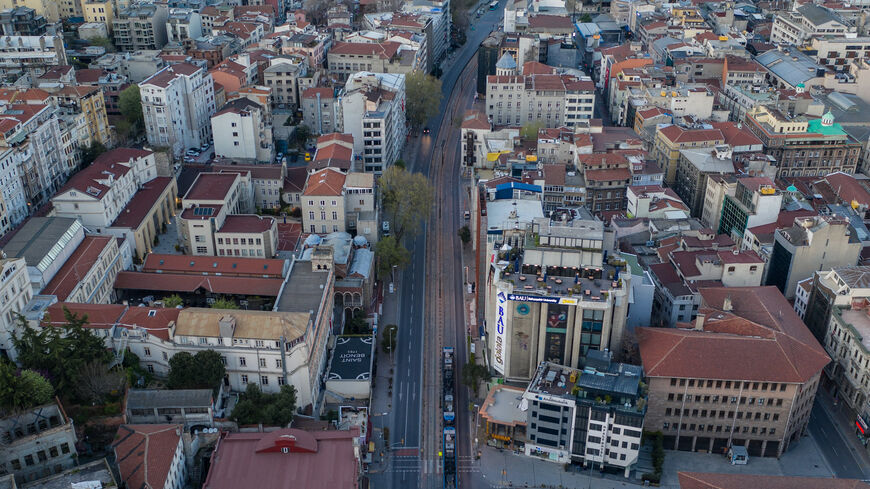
{"left": 202, "top": 428, "right": 360, "bottom": 489}
{"left": 327, "top": 335, "right": 373, "bottom": 381}
{"left": 527, "top": 352, "right": 643, "bottom": 408}
{"left": 111, "top": 177, "right": 174, "bottom": 229}
{"left": 837, "top": 305, "right": 870, "bottom": 352}
{"left": 114, "top": 271, "right": 284, "bottom": 297}
{"left": 1, "top": 217, "right": 82, "bottom": 273}
{"left": 22, "top": 459, "right": 117, "bottom": 489}
{"left": 127, "top": 389, "right": 213, "bottom": 409}
{"left": 41, "top": 236, "right": 113, "bottom": 301}
{"left": 638, "top": 286, "right": 830, "bottom": 383}
{"left": 218, "top": 215, "right": 275, "bottom": 234}
{"left": 144, "top": 254, "right": 286, "bottom": 278}
{"left": 113, "top": 424, "right": 182, "bottom": 489}
{"left": 276, "top": 260, "right": 330, "bottom": 315}
{"left": 175, "top": 308, "right": 309, "bottom": 341}
{"left": 184, "top": 172, "right": 238, "bottom": 202}
{"left": 479, "top": 384, "right": 527, "bottom": 427}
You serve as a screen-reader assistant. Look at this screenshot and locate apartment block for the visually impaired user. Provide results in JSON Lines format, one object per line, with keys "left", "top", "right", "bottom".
{"left": 211, "top": 98, "right": 272, "bottom": 163}
{"left": 302, "top": 87, "right": 337, "bottom": 135}
{"left": 771, "top": 4, "right": 853, "bottom": 45}
{"left": 39, "top": 235, "right": 122, "bottom": 304}
{"left": 166, "top": 8, "right": 201, "bottom": 43}
{"left": 639, "top": 286, "right": 829, "bottom": 457}
{"left": 327, "top": 41, "right": 421, "bottom": 82}
{"left": 673, "top": 146, "right": 735, "bottom": 219}
{"left": 717, "top": 177, "right": 782, "bottom": 240}
{"left": 0, "top": 6, "right": 48, "bottom": 36}
{"left": 825, "top": 299, "right": 870, "bottom": 432}
{"left": 522, "top": 354, "right": 645, "bottom": 476}
{"left": 486, "top": 73, "right": 595, "bottom": 128}
{"left": 140, "top": 63, "right": 216, "bottom": 157}
{"left": 0, "top": 257, "right": 31, "bottom": 360}
{"left": 766, "top": 215, "right": 862, "bottom": 299}
{"left": 653, "top": 126, "right": 725, "bottom": 186}
{"left": 113, "top": 3, "right": 169, "bottom": 52}
{"left": 0, "top": 35, "right": 65, "bottom": 76}
{"left": 803, "top": 267, "right": 870, "bottom": 345}
{"left": 262, "top": 55, "right": 313, "bottom": 110}
{"left": 302, "top": 167, "right": 346, "bottom": 235}
{"left": 83, "top": 0, "right": 113, "bottom": 32}
{"left": 338, "top": 72, "right": 407, "bottom": 173}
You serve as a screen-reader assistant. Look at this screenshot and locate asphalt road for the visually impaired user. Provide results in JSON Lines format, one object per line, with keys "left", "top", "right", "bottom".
{"left": 381, "top": 4, "right": 505, "bottom": 488}
{"left": 807, "top": 400, "right": 868, "bottom": 479}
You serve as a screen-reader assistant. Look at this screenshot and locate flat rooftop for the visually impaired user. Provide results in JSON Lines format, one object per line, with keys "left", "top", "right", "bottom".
{"left": 479, "top": 384, "right": 526, "bottom": 426}
{"left": 1, "top": 217, "right": 82, "bottom": 271}
{"left": 839, "top": 307, "right": 870, "bottom": 351}
{"left": 127, "top": 388, "right": 213, "bottom": 409}
{"left": 22, "top": 459, "right": 116, "bottom": 489}
{"left": 276, "top": 260, "right": 330, "bottom": 315}
{"left": 503, "top": 262, "right": 620, "bottom": 300}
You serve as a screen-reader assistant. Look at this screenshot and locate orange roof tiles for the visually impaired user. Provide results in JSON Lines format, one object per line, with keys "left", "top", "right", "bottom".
{"left": 41, "top": 236, "right": 114, "bottom": 301}
{"left": 302, "top": 168, "right": 346, "bottom": 196}
{"left": 114, "top": 425, "right": 183, "bottom": 489}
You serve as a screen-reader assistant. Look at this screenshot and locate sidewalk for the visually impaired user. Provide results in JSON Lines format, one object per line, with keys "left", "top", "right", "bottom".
{"left": 367, "top": 278, "right": 401, "bottom": 476}
{"left": 816, "top": 383, "right": 870, "bottom": 474}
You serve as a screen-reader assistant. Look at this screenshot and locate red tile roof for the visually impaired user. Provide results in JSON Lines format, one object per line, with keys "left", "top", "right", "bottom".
{"left": 461, "top": 110, "right": 490, "bottom": 130}
{"left": 115, "top": 271, "right": 284, "bottom": 297}
{"left": 658, "top": 125, "right": 724, "bottom": 144}
{"left": 42, "top": 236, "right": 114, "bottom": 301}
{"left": 143, "top": 253, "right": 285, "bottom": 278}
{"left": 303, "top": 168, "right": 346, "bottom": 196}
{"left": 111, "top": 177, "right": 174, "bottom": 229}
{"left": 330, "top": 41, "right": 400, "bottom": 59}
{"left": 75, "top": 68, "right": 106, "bottom": 84}
{"left": 181, "top": 204, "right": 223, "bottom": 220}
{"left": 114, "top": 425, "right": 182, "bottom": 489}
{"left": 316, "top": 133, "right": 353, "bottom": 145}
{"left": 41, "top": 303, "right": 126, "bottom": 330}
{"left": 677, "top": 472, "right": 870, "bottom": 489}
{"left": 283, "top": 167, "right": 308, "bottom": 194}
{"left": 142, "top": 63, "right": 202, "bottom": 88}
{"left": 217, "top": 215, "right": 275, "bottom": 233}
{"left": 527, "top": 14, "right": 573, "bottom": 29}
{"left": 638, "top": 286, "right": 830, "bottom": 383}
{"left": 184, "top": 173, "right": 238, "bottom": 201}
{"left": 541, "top": 164, "right": 566, "bottom": 186}
{"left": 584, "top": 168, "right": 631, "bottom": 182}
{"left": 302, "top": 87, "right": 334, "bottom": 99}
{"left": 821, "top": 171, "right": 870, "bottom": 206}
{"left": 522, "top": 61, "right": 555, "bottom": 75}
{"left": 202, "top": 428, "right": 360, "bottom": 489}
{"left": 710, "top": 121, "right": 763, "bottom": 148}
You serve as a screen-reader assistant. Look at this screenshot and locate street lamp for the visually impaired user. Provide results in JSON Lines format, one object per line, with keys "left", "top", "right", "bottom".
{"left": 389, "top": 326, "right": 395, "bottom": 365}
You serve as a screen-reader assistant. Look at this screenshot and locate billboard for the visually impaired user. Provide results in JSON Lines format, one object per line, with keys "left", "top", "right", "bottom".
{"left": 508, "top": 293, "right": 578, "bottom": 305}
{"left": 493, "top": 288, "right": 508, "bottom": 374}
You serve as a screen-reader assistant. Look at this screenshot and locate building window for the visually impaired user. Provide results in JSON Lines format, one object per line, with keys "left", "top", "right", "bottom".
{"left": 239, "top": 357, "right": 247, "bottom": 366}
{"left": 261, "top": 375, "right": 269, "bottom": 385}
{"left": 278, "top": 377, "right": 285, "bottom": 386}
{"left": 259, "top": 358, "right": 267, "bottom": 367}
{"left": 144, "top": 347, "right": 151, "bottom": 356}
{"left": 241, "top": 374, "right": 248, "bottom": 383}
{"left": 147, "top": 364, "right": 154, "bottom": 373}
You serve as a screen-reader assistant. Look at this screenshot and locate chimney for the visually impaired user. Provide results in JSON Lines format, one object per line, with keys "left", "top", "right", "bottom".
{"left": 722, "top": 296, "right": 732, "bottom": 312}
{"left": 694, "top": 313, "right": 705, "bottom": 331}
{"left": 218, "top": 315, "right": 236, "bottom": 338}
{"left": 176, "top": 427, "right": 181, "bottom": 436}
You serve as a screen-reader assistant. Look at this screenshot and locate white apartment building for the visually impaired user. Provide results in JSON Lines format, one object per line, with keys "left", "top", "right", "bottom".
{"left": 166, "top": 8, "right": 202, "bottom": 43}
{"left": 0, "top": 148, "right": 24, "bottom": 235}
{"left": 0, "top": 35, "right": 66, "bottom": 76}
{"left": 826, "top": 300, "right": 870, "bottom": 427}
{"left": 51, "top": 148, "right": 157, "bottom": 229}
{"left": 338, "top": 72, "right": 407, "bottom": 173}
{"left": 771, "top": 4, "right": 854, "bottom": 45}
{"left": 39, "top": 235, "right": 122, "bottom": 304}
{"left": 140, "top": 63, "right": 216, "bottom": 157}
{"left": 211, "top": 98, "right": 272, "bottom": 163}
{"left": 263, "top": 55, "right": 315, "bottom": 109}
{"left": 401, "top": 2, "right": 450, "bottom": 64}
{"left": 0, "top": 257, "right": 31, "bottom": 361}
{"left": 0, "top": 103, "right": 69, "bottom": 208}
{"left": 302, "top": 167, "right": 347, "bottom": 235}
{"left": 486, "top": 73, "right": 596, "bottom": 127}
{"left": 522, "top": 357, "right": 645, "bottom": 477}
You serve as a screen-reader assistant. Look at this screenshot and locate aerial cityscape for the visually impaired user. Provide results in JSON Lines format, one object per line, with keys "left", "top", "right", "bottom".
{"left": 0, "top": 0, "right": 870, "bottom": 487}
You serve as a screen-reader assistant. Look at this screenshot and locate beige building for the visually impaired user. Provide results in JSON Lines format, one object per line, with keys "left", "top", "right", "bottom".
{"left": 302, "top": 167, "right": 347, "bottom": 235}
{"left": 0, "top": 0, "right": 60, "bottom": 21}
{"left": 700, "top": 174, "right": 737, "bottom": 230}
{"left": 212, "top": 164, "right": 285, "bottom": 211}
{"left": 262, "top": 55, "right": 317, "bottom": 110}
{"left": 327, "top": 41, "right": 421, "bottom": 82}
{"left": 213, "top": 215, "right": 278, "bottom": 258}
{"left": 83, "top": 0, "right": 113, "bottom": 32}
{"left": 344, "top": 171, "right": 378, "bottom": 244}
{"left": 638, "top": 286, "right": 830, "bottom": 457}
{"left": 771, "top": 4, "right": 854, "bottom": 46}
{"left": 486, "top": 72, "right": 596, "bottom": 128}
{"left": 766, "top": 215, "right": 862, "bottom": 299}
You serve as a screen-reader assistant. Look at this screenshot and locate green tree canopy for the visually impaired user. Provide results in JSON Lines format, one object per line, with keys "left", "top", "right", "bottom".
{"left": 405, "top": 71, "right": 443, "bottom": 129}
{"left": 374, "top": 236, "right": 410, "bottom": 279}
{"left": 119, "top": 85, "right": 143, "bottom": 126}
{"left": 458, "top": 225, "right": 471, "bottom": 245}
{"left": 231, "top": 383, "right": 297, "bottom": 427}
{"left": 80, "top": 141, "right": 107, "bottom": 167}
{"left": 379, "top": 165, "right": 434, "bottom": 242}
{"left": 462, "top": 359, "right": 489, "bottom": 391}
{"left": 520, "top": 121, "right": 544, "bottom": 141}
{"left": 0, "top": 362, "right": 54, "bottom": 412}
{"left": 167, "top": 350, "right": 226, "bottom": 393}
{"left": 210, "top": 298, "right": 238, "bottom": 309}
{"left": 12, "top": 309, "right": 112, "bottom": 400}
{"left": 162, "top": 294, "right": 183, "bottom": 308}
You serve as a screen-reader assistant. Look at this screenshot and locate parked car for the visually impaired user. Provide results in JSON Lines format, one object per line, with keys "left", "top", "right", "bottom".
{"left": 200, "top": 143, "right": 210, "bottom": 151}
{"left": 185, "top": 149, "right": 199, "bottom": 156}
{"left": 464, "top": 211, "right": 470, "bottom": 220}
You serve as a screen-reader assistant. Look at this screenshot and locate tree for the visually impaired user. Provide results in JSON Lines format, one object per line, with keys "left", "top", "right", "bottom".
{"left": 394, "top": 159, "right": 406, "bottom": 170}
{"left": 12, "top": 309, "right": 112, "bottom": 400}
{"left": 74, "top": 360, "right": 125, "bottom": 404}
{"left": 231, "top": 383, "right": 297, "bottom": 427}
{"left": 80, "top": 141, "right": 107, "bottom": 167}
{"left": 579, "top": 13, "right": 592, "bottom": 23}
{"left": 162, "top": 294, "right": 183, "bottom": 308}
{"left": 374, "top": 236, "right": 410, "bottom": 279}
{"left": 119, "top": 85, "right": 143, "bottom": 127}
{"left": 381, "top": 324, "right": 398, "bottom": 353}
{"left": 379, "top": 166, "right": 434, "bottom": 242}
{"left": 405, "top": 71, "right": 443, "bottom": 129}
{"left": 0, "top": 362, "right": 54, "bottom": 412}
{"left": 167, "top": 350, "right": 226, "bottom": 393}
{"left": 458, "top": 225, "right": 471, "bottom": 245}
{"left": 346, "top": 310, "right": 370, "bottom": 334}
{"left": 462, "top": 360, "right": 489, "bottom": 392}
{"left": 520, "top": 121, "right": 544, "bottom": 141}
{"left": 295, "top": 124, "right": 311, "bottom": 149}
{"left": 210, "top": 298, "right": 238, "bottom": 309}
{"left": 89, "top": 36, "right": 116, "bottom": 52}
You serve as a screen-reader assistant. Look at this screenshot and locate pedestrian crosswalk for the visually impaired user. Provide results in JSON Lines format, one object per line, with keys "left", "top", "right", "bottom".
{"left": 382, "top": 456, "right": 482, "bottom": 475}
